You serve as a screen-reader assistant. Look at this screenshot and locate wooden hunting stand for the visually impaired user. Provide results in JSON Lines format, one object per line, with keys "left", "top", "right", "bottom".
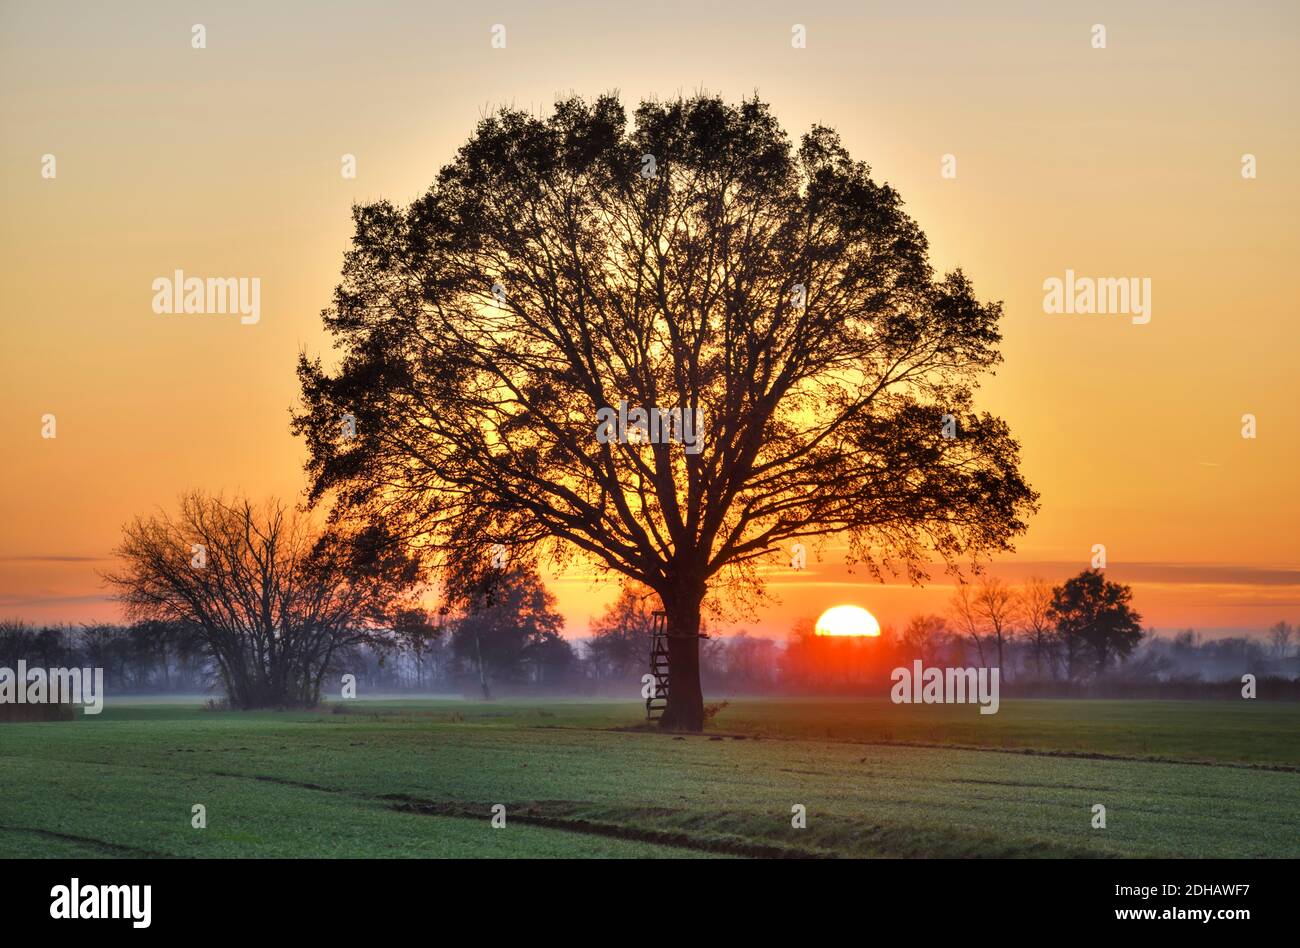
{"left": 646, "top": 611, "right": 670, "bottom": 722}
{"left": 645, "top": 610, "right": 710, "bottom": 724}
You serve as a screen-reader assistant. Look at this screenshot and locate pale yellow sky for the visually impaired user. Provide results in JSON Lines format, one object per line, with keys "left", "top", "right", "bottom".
{"left": 2, "top": 1, "right": 1297, "bottom": 636}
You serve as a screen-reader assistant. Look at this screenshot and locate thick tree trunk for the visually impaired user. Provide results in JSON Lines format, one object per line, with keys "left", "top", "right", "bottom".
{"left": 658, "top": 594, "right": 705, "bottom": 732}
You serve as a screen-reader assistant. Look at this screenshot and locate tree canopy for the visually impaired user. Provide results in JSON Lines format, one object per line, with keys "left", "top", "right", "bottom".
{"left": 294, "top": 93, "right": 1037, "bottom": 728}
{"left": 1049, "top": 569, "right": 1144, "bottom": 677}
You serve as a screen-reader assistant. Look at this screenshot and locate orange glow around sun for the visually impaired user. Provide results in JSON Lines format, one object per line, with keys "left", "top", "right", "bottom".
{"left": 814, "top": 605, "right": 881, "bottom": 637}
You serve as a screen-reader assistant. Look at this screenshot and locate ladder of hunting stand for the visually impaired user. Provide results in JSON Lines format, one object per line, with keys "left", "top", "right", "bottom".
{"left": 646, "top": 611, "right": 670, "bottom": 722}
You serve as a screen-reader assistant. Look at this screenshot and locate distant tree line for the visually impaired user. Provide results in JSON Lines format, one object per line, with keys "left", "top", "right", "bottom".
{"left": 6, "top": 566, "right": 1297, "bottom": 703}
{"left": 0, "top": 618, "right": 210, "bottom": 694}
{"left": 778, "top": 570, "right": 1300, "bottom": 698}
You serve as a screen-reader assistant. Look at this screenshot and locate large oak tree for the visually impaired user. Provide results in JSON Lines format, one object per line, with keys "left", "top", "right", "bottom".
{"left": 294, "top": 94, "right": 1037, "bottom": 730}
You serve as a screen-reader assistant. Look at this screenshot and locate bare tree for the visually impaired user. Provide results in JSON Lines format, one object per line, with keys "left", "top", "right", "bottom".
{"left": 949, "top": 576, "right": 1018, "bottom": 673}
{"left": 1268, "top": 621, "right": 1294, "bottom": 661}
{"left": 1018, "top": 576, "right": 1058, "bottom": 680}
{"left": 587, "top": 583, "right": 659, "bottom": 679}
{"left": 976, "top": 576, "right": 1019, "bottom": 678}
{"left": 293, "top": 94, "right": 1037, "bottom": 729}
{"left": 104, "top": 492, "right": 426, "bottom": 708}
{"left": 900, "top": 614, "right": 951, "bottom": 665}
{"left": 949, "top": 583, "right": 988, "bottom": 666}
{"left": 716, "top": 631, "right": 780, "bottom": 687}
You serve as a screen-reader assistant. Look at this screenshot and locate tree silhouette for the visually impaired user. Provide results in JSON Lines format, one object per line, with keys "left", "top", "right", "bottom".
{"left": 448, "top": 565, "right": 571, "bottom": 692}
{"left": 1018, "top": 577, "right": 1060, "bottom": 680}
{"left": 587, "top": 584, "right": 659, "bottom": 680}
{"left": 1049, "top": 569, "right": 1143, "bottom": 678}
{"left": 294, "top": 93, "right": 1037, "bottom": 730}
{"left": 105, "top": 492, "right": 426, "bottom": 708}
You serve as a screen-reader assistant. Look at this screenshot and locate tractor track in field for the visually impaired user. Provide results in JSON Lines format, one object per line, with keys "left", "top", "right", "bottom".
{"left": 207, "top": 771, "right": 346, "bottom": 794}
{"left": 0, "top": 824, "right": 167, "bottom": 858}
{"left": 384, "top": 797, "right": 826, "bottom": 859}
{"left": 69, "top": 765, "right": 815, "bottom": 857}
{"left": 600, "top": 726, "right": 1300, "bottom": 773}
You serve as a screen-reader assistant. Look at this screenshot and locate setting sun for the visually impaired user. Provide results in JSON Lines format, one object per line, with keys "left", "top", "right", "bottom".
{"left": 814, "top": 605, "right": 881, "bottom": 637}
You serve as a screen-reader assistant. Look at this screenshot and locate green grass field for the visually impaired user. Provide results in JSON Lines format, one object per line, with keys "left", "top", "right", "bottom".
{"left": 2, "top": 697, "right": 1297, "bottom": 858}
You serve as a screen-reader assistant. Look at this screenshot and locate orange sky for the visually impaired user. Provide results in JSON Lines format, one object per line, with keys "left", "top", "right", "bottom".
{"left": 2, "top": 1, "right": 1297, "bottom": 639}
